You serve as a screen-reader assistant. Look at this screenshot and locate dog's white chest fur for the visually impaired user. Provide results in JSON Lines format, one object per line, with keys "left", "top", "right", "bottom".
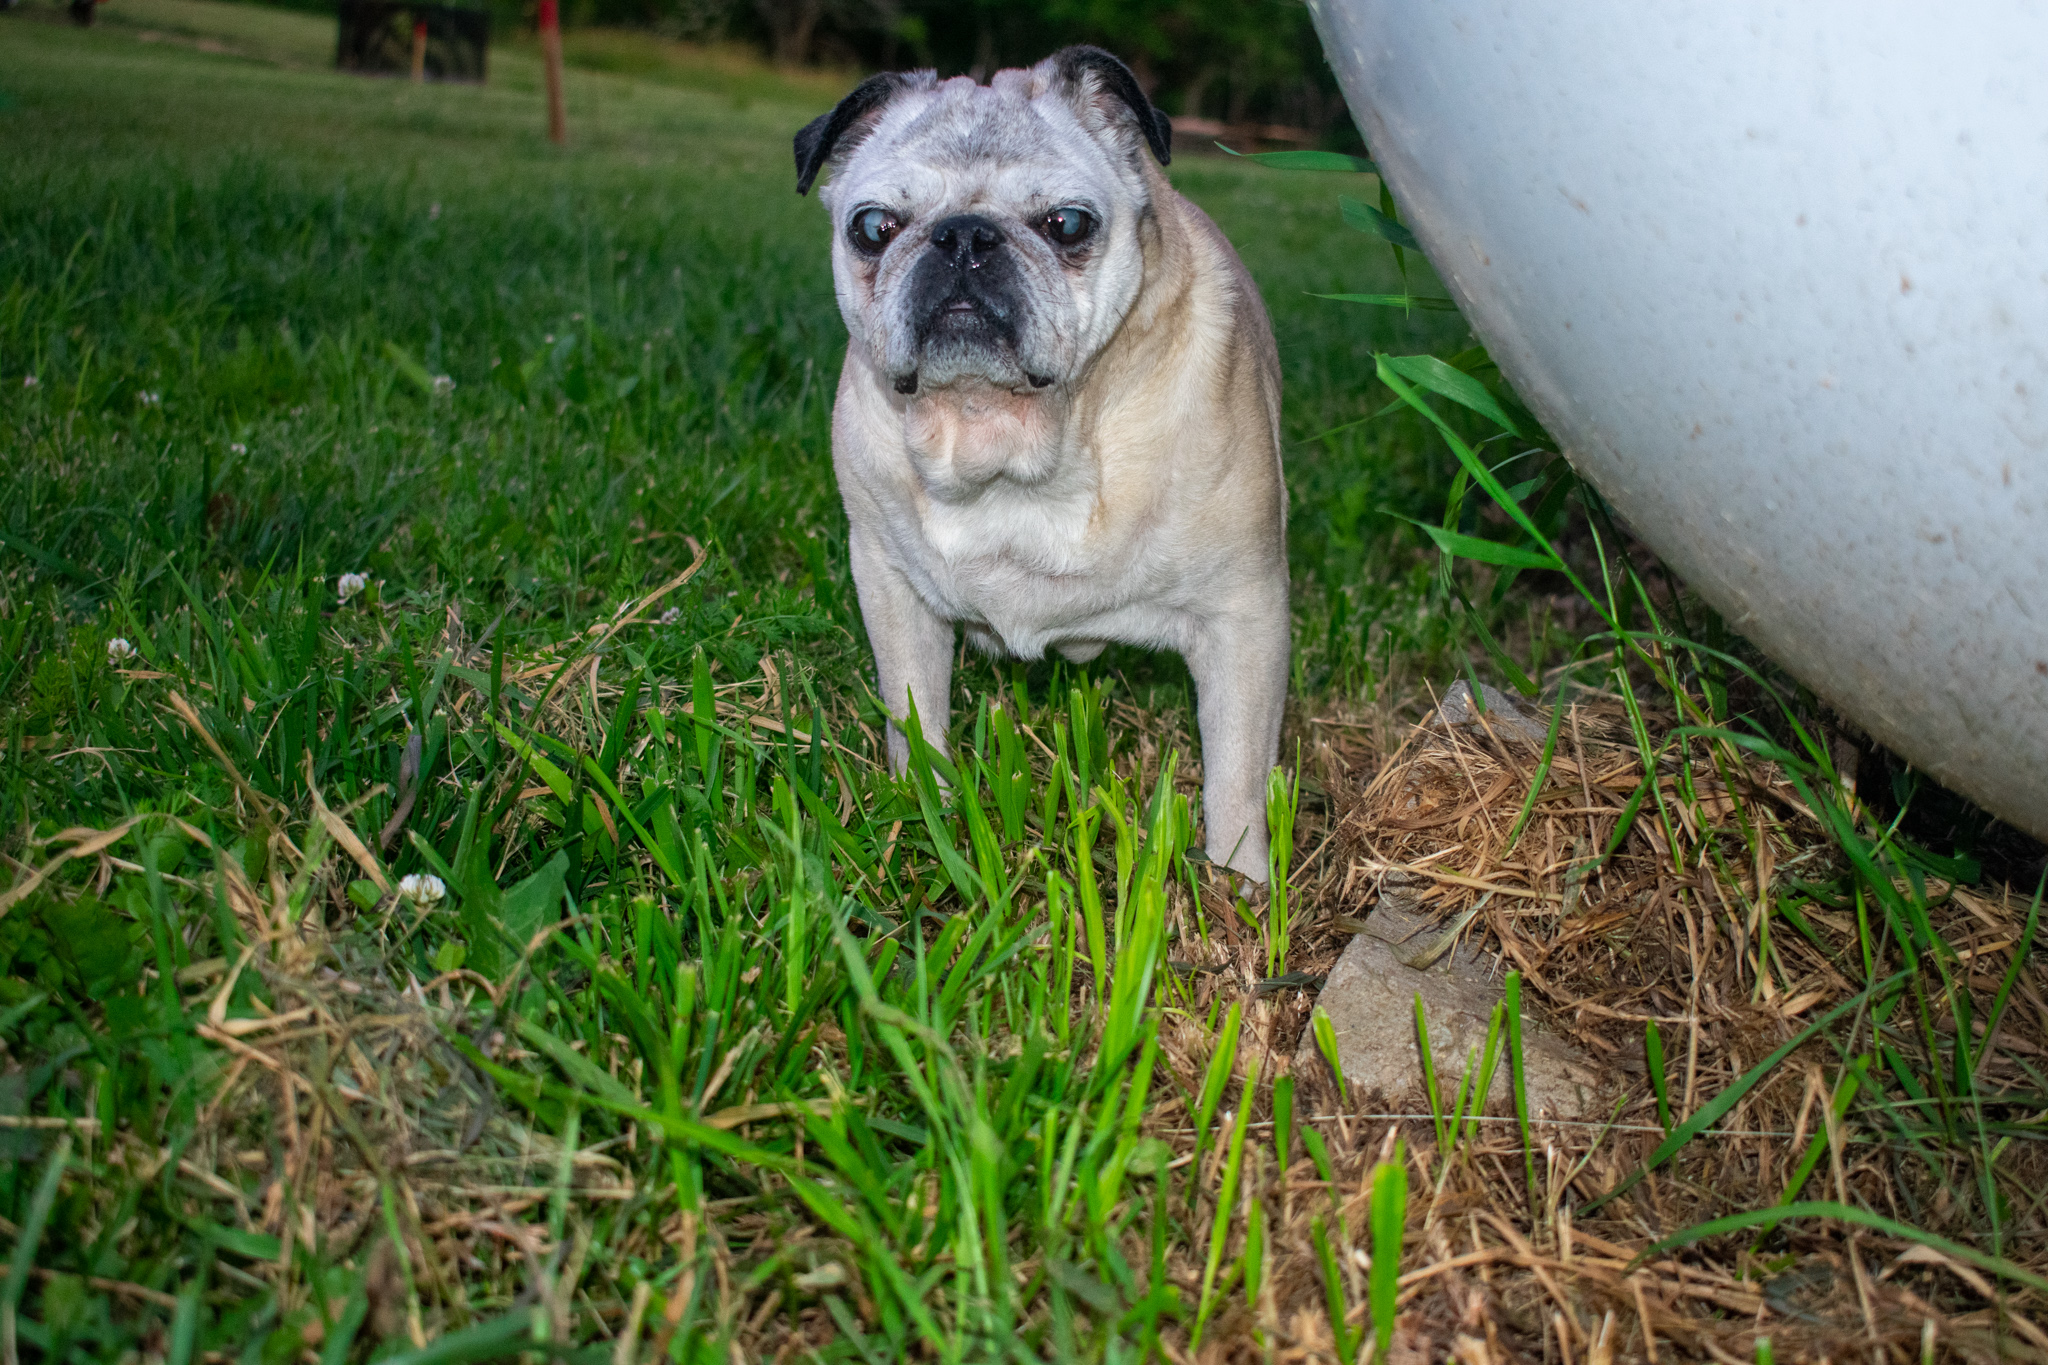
{"left": 840, "top": 371, "right": 1177, "bottom": 661}
{"left": 912, "top": 483, "right": 1122, "bottom": 660}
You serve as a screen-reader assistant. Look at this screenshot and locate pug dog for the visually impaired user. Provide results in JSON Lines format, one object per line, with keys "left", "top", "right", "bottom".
{"left": 794, "top": 46, "right": 1289, "bottom": 880}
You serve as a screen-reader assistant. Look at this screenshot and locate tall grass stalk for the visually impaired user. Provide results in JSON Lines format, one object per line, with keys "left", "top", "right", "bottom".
{"left": 1194, "top": 1052, "right": 1260, "bottom": 1343}
{"left": 1504, "top": 972, "right": 1537, "bottom": 1219}
{"left": 1265, "top": 765, "right": 1301, "bottom": 977}
{"left": 1310, "top": 1216, "right": 1358, "bottom": 1364}
{"left": 1367, "top": 1147, "right": 1409, "bottom": 1363}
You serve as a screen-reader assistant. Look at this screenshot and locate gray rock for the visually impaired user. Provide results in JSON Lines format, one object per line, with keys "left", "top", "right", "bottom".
{"left": 1299, "top": 894, "right": 1606, "bottom": 1119}
{"left": 1432, "top": 679, "right": 1550, "bottom": 749}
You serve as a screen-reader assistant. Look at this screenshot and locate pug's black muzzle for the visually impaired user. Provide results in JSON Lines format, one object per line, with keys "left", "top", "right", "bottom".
{"left": 903, "top": 213, "right": 1026, "bottom": 385}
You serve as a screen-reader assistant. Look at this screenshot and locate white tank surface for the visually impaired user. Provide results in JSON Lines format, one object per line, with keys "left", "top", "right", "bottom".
{"left": 1306, "top": 1, "right": 2048, "bottom": 837}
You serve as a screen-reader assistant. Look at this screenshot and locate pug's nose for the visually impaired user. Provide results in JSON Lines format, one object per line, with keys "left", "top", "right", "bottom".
{"left": 929, "top": 215, "right": 1006, "bottom": 270}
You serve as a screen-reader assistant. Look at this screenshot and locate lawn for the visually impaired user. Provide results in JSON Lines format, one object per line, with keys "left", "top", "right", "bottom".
{"left": 4, "top": 4, "right": 2047, "bottom": 1363}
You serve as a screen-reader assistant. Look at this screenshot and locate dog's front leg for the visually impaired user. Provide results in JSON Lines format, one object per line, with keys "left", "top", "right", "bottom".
{"left": 1187, "top": 606, "right": 1290, "bottom": 882}
{"left": 848, "top": 529, "right": 955, "bottom": 773}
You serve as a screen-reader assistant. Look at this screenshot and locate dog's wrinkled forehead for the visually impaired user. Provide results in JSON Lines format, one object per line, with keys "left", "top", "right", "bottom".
{"left": 794, "top": 46, "right": 1172, "bottom": 200}
{"left": 857, "top": 77, "right": 1116, "bottom": 197}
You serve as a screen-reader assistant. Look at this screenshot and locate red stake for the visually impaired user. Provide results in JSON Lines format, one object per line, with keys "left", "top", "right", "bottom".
{"left": 538, "top": 0, "right": 566, "bottom": 144}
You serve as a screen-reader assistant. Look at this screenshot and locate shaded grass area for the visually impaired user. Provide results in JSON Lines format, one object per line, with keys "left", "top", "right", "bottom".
{"left": 8, "top": 4, "right": 2048, "bottom": 1363}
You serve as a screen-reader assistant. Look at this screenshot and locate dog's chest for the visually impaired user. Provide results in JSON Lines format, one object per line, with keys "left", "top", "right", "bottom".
{"left": 883, "top": 401, "right": 1115, "bottom": 634}
{"left": 903, "top": 478, "right": 1104, "bottom": 630}
{"left": 847, "top": 383, "right": 1191, "bottom": 658}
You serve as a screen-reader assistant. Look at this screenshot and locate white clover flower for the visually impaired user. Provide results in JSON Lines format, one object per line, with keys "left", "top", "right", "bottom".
{"left": 230, "top": 442, "right": 247, "bottom": 455}
{"left": 398, "top": 873, "right": 447, "bottom": 905}
{"left": 137, "top": 390, "right": 161, "bottom": 407}
{"left": 428, "top": 202, "right": 442, "bottom": 220}
{"left": 21, "top": 375, "right": 36, "bottom": 389}
{"left": 106, "top": 637, "right": 137, "bottom": 664}
{"left": 337, "top": 572, "right": 369, "bottom": 604}
{"left": 430, "top": 375, "right": 455, "bottom": 397}
{"left": 658, "top": 606, "right": 681, "bottom": 625}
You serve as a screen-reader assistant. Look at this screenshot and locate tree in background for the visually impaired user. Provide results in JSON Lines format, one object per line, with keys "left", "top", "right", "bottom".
{"left": 752, "top": 0, "right": 821, "bottom": 65}
{"left": 1036, "top": 0, "right": 1339, "bottom": 130}
{"left": 536, "top": 0, "right": 1357, "bottom": 147}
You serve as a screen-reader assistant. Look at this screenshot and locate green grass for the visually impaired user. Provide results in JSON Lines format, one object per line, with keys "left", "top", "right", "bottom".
{"left": 0, "top": 5, "right": 1479, "bottom": 1360}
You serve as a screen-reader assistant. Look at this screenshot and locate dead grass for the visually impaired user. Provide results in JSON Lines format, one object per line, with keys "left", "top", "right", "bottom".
{"left": 1147, "top": 681, "right": 2048, "bottom": 1363}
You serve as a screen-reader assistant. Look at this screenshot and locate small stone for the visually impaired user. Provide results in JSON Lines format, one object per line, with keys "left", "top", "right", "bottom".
{"left": 1433, "top": 679, "right": 1549, "bottom": 748}
{"left": 1299, "top": 893, "right": 1605, "bottom": 1119}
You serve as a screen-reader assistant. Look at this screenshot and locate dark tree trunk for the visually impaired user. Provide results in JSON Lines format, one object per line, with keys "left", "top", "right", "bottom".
{"left": 755, "top": 0, "right": 823, "bottom": 66}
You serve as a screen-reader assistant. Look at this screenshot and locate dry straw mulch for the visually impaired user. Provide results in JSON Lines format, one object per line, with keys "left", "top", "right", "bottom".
{"left": 1218, "top": 681, "right": 2048, "bottom": 1364}
{"left": 130, "top": 813, "right": 638, "bottom": 1354}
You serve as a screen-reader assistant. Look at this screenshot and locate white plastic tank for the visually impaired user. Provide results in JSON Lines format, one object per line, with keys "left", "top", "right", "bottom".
{"left": 1307, "top": 0, "right": 2048, "bottom": 836}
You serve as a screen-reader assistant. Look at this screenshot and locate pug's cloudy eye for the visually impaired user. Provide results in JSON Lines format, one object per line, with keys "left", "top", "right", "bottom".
{"left": 848, "top": 206, "right": 900, "bottom": 254}
{"left": 1043, "top": 206, "right": 1095, "bottom": 246}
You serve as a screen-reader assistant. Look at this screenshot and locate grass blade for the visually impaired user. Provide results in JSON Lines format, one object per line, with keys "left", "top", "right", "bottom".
{"left": 1266, "top": 765, "right": 1300, "bottom": 976}
{"left": 1220, "top": 146, "right": 1376, "bottom": 172}
{"left": 1645, "top": 1019, "right": 1671, "bottom": 1133}
{"left": 1312, "top": 1006, "right": 1346, "bottom": 1097}
{"left": 1504, "top": 972, "right": 1536, "bottom": 1216}
{"left": 1755, "top": 1057, "right": 1867, "bottom": 1241}
{"left": 2, "top": 1135, "right": 71, "bottom": 1364}
{"left": 1645, "top": 1201, "right": 2048, "bottom": 1297}
{"left": 1195, "top": 1052, "right": 1260, "bottom": 1341}
{"left": 1243, "top": 1195, "right": 1266, "bottom": 1315}
{"left": 1311, "top": 1215, "right": 1357, "bottom": 1363}
{"left": 1272, "top": 1074, "right": 1296, "bottom": 1180}
{"left": 1415, "top": 994, "right": 1448, "bottom": 1156}
{"left": 1339, "top": 195, "right": 1420, "bottom": 249}
{"left": 1368, "top": 1147, "right": 1408, "bottom": 1363}
{"left": 1309, "top": 292, "right": 1460, "bottom": 311}
{"left": 1191, "top": 1001, "right": 1244, "bottom": 1171}
{"left": 1406, "top": 519, "right": 1562, "bottom": 570}
{"left": 373, "top": 1308, "right": 556, "bottom": 1365}
{"left": 1502, "top": 682, "right": 1571, "bottom": 847}
{"left": 1375, "top": 357, "right": 1600, "bottom": 613}
{"left": 1377, "top": 352, "right": 1527, "bottom": 438}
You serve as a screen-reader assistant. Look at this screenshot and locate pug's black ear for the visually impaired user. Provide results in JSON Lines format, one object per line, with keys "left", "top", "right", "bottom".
{"left": 794, "top": 71, "right": 928, "bottom": 195}
{"left": 1050, "top": 45, "right": 1173, "bottom": 167}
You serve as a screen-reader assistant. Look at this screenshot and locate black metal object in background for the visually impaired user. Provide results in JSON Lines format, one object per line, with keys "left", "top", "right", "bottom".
{"left": 336, "top": 0, "right": 489, "bottom": 83}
